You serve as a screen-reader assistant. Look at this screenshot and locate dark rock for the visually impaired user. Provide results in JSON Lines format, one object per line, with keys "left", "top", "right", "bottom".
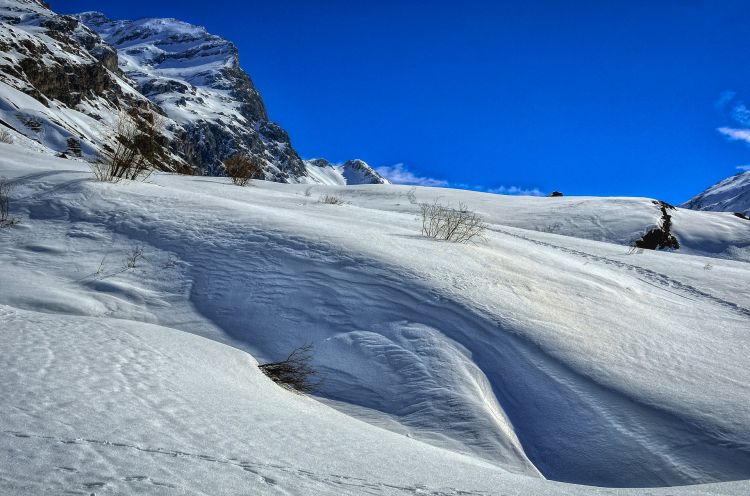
{"left": 635, "top": 201, "right": 680, "bottom": 250}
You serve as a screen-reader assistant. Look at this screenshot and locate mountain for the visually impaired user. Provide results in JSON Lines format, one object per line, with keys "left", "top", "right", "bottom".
{"left": 0, "top": 0, "right": 388, "bottom": 184}
{"left": 74, "top": 12, "right": 389, "bottom": 184}
{"left": 682, "top": 170, "right": 750, "bottom": 216}
{"left": 304, "top": 158, "right": 390, "bottom": 185}
{"left": 74, "top": 11, "right": 307, "bottom": 180}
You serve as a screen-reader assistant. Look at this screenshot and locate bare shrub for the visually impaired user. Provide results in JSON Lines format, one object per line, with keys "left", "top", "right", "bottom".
{"left": 81, "top": 245, "right": 148, "bottom": 281}
{"left": 92, "top": 110, "right": 164, "bottom": 182}
{"left": 539, "top": 222, "right": 563, "bottom": 234}
{"left": 319, "top": 194, "right": 346, "bottom": 205}
{"left": 126, "top": 245, "right": 145, "bottom": 268}
{"left": 259, "top": 344, "right": 321, "bottom": 394}
{"left": 406, "top": 187, "right": 417, "bottom": 204}
{"left": 0, "top": 177, "right": 18, "bottom": 227}
{"left": 0, "top": 128, "right": 13, "bottom": 144}
{"left": 626, "top": 244, "right": 644, "bottom": 255}
{"left": 419, "top": 200, "right": 486, "bottom": 243}
{"left": 223, "top": 154, "right": 262, "bottom": 186}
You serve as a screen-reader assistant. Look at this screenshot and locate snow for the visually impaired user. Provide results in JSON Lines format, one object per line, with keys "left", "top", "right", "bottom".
{"left": 1, "top": 143, "right": 749, "bottom": 494}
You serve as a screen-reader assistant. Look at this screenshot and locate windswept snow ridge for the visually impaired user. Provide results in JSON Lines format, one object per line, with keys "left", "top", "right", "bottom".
{"left": 1, "top": 144, "right": 749, "bottom": 494}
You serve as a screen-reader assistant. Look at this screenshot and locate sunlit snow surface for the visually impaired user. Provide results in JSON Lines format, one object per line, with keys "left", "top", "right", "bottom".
{"left": 1, "top": 143, "right": 749, "bottom": 494}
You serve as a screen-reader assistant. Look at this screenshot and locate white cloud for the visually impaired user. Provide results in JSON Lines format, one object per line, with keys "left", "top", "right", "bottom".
{"left": 731, "top": 102, "right": 750, "bottom": 127}
{"left": 375, "top": 163, "right": 449, "bottom": 187}
{"left": 375, "top": 163, "right": 544, "bottom": 196}
{"left": 486, "top": 185, "right": 545, "bottom": 196}
{"left": 718, "top": 126, "right": 750, "bottom": 144}
{"left": 737, "top": 164, "right": 750, "bottom": 171}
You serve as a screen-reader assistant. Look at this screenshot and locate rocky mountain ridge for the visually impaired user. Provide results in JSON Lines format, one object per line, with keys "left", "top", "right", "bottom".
{"left": 682, "top": 170, "right": 750, "bottom": 216}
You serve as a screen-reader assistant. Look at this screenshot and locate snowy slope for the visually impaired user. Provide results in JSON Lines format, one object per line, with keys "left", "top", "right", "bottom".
{"left": 1, "top": 143, "right": 749, "bottom": 493}
{"left": 682, "top": 170, "right": 750, "bottom": 216}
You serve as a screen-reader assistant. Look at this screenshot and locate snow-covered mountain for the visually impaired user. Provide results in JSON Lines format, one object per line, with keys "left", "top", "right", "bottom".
{"left": 682, "top": 170, "right": 750, "bottom": 215}
{"left": 1, "top": 144, "right": 750, "bottom": 494}
{"left": 0, "top": 0, "right": 388, "bottom": 184}
{"left": 304, "top": 158, "right": 390, "bottom": 185}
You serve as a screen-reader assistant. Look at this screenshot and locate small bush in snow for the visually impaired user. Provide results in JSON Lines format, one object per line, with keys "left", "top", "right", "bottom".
{"left": 0, "top": 178, "right": 18, "bottom": 227}
{"left": 92, "top": 110, "right": 164, "bottom": 182}
{"left": 419, "top": 200, "right": 487, "bottom": 243}
{"left": 83, "top": 245, "right": 149, "bottom": 280}
{"left": 259, "top": 344, "right": 321, "bottom": 394}
{"left": 319, "top": 194, "right": 346, "bottom": 205}
{"left": 223, "top": 154, "right": 262, "bottom": 186}
{"left": 125, "top": 245, "right": 146, "bottom": 269}
{"left": 0, "top": 128, "right": 13, "bottom": 144}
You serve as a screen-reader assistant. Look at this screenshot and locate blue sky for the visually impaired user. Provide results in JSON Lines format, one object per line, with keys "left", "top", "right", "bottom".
{"left": 56, "top": 0, "right": 750, "bottom": 203}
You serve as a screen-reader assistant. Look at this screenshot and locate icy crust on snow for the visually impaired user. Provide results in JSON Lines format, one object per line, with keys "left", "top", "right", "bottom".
{"left": 1, "top": 145, "right": 750, "bottom": 492}
{"left": 682, "top": 171, "right": 750, "bottom": 215}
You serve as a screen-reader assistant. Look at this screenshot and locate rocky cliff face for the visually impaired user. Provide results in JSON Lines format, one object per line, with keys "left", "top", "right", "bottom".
{"left": 75, "top": 12, "right": 306, "bottom": 180}
{"left": 682, "top": 171, "right": 750, "bottom": 215}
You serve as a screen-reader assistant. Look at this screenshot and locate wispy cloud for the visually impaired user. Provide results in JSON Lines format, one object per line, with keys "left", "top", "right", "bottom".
{"left": 375, "top": 163, "right": 544, "bottom": 196}
{"left": 375, "top": 163, "right": 449, "bottom": 187}
{"left": 718, "top": 126, "right": 750, "bottom": 144}
{"left": 731, "top": 102, "right": 750, "bottom": 127}
{"left": 714, "top": 90, "right": 737, "bottom": 111}
{"left": 486, "top": 185, "right": 544, "bottom": 196}
{"left": 714, "top": 92, "right": 750, "bottom": 173}
{"left": 715, "top": 91, "right": 750, "bottom": 143}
